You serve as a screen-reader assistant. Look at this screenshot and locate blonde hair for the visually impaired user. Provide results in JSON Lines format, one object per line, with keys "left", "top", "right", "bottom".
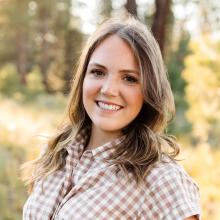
{"left": 21, "top": 17, "right": 179, "bottom": 192}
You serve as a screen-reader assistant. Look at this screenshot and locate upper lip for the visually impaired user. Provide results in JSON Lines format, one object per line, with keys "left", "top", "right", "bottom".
{"left": 96, "top": 100, "right": 123, "bottom": 108}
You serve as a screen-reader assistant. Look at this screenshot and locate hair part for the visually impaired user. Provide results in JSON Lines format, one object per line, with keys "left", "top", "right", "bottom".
{"left": 21, "top": 17, "right": 179, "bottom": 192}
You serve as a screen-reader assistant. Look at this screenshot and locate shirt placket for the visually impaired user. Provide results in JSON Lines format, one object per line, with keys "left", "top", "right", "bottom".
{"left": 52, "top": 149, "right": 95, "bottom": 219}
{"left": 51, "top": 144, "right": 80, "bottom": 220}
{"left": 73, "top": 150, "right": 94, "bottom": 184}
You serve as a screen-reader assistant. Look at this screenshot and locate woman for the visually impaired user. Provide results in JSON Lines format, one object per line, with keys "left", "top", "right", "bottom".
{"left": 22, "top": 17, "right": 201, "bottom": 219}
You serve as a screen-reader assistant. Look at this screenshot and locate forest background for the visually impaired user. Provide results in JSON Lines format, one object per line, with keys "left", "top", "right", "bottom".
{"left": 0, "top": 0, "right": 220, "bottom": 219}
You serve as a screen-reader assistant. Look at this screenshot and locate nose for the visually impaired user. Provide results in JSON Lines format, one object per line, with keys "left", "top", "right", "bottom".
{"left": 100, "top": 75, "right": 119, "bottom": 97}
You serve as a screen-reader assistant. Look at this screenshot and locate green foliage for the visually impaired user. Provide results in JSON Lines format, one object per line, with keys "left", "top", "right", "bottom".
{"left": 26, "top": 66, "right": 45, "bottom": 95}
{"left": 167, "top": 33, "right": 192, "bottom": 135}
{"left": 182, "top": 35, "right": 220, "bottom": 147}
{"left": 0, "top": 64, "right": 46, "bottom": 101}
{"left": 0, "top": 0, "right": 84, "bottom": 95}
{"left": 0, "top": 63, "right": 24, "bottom": 96}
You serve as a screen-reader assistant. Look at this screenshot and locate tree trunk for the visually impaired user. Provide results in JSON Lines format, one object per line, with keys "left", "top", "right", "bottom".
{"left": 63, "top": 29, "right": 75, "bottom": 95}
{"left": 99, "top": 0, "right": 113, "bottom": 20}
{"left": 38, "top": 6, "right": 51, "bottom": 93}
{"left": 151, "top": 0, "right": 171, "bottom": 56}
{"left": 14, "top": 0, "right": 29, "bottom": 85}
{"left": 125, "top": 0, "right": 137, "bottom": 17}
{"left": 16, "top": 29, "right": 28, "bottom": 85}
{"left": 63, "top": 28, "right": 83, "bottom": 94}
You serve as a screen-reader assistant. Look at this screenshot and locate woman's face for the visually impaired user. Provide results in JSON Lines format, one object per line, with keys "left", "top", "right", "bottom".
{"left": 83, "top": 34, "right": 144, "bottom": 137}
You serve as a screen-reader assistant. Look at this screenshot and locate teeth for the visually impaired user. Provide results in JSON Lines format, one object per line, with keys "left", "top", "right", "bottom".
{"left": 98, "top": 102, "right": 121, "bottom": 111}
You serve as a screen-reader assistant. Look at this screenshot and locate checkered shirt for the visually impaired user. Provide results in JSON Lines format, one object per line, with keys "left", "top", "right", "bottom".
{"left": 23, "top": 128, "right": 201, "bottom": 220}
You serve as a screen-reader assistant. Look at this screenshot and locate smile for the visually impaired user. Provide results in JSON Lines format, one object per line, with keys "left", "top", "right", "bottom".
{"left": 96, "top": 101, "right": 122, "bottom": 111}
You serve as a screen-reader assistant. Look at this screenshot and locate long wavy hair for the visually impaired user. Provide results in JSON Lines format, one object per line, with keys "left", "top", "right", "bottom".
{"left": 21, "top": 17, "right": 180, "bottom": 192}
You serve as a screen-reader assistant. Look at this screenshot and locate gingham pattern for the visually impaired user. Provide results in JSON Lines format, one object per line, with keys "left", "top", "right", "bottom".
{"left": 23, "top": 128, "right": 201, "bottom": 220}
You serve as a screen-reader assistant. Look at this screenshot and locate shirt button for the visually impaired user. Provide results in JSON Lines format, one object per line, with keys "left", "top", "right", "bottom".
{"left": 82, "top": 150, "right": 93, "bottom": 158}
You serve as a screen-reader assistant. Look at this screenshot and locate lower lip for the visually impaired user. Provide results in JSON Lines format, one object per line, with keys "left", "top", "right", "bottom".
{"left": 96, "top": 102, "right": 122, "bottom": 113}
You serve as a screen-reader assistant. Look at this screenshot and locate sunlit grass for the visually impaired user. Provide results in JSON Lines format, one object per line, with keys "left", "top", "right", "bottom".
{"left": 0, "top": 95, "right": 66, "bottom": 157}
{"left": 179, "top": 143, "right": 220, "bottom": 220}
{"left": 0, "top": 95, "right": 67, "bottom": 219}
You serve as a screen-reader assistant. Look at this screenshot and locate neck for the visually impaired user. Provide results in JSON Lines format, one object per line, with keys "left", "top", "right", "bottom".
{"left": 86, "top": 125, "right": 122, "bottom": 150}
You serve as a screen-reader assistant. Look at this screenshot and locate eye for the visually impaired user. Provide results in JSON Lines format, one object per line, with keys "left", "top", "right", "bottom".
{"left": 90, "top": 69, "right": 105, "bottom": 78}
{"left": 123, "top": 74, "right": 139, "bottom": 84}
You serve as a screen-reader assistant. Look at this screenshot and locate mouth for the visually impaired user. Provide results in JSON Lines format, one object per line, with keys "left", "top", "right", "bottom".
{"left": 95, "top": 101, "right": 123, "bottom": 111}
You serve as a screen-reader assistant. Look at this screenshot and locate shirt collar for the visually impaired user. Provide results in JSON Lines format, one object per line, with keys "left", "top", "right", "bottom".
{"left": 66, "top": 126, "right": 125, "bottom": 162}
{"left": 90, "top": 135, "right": 125, "bottom": 161}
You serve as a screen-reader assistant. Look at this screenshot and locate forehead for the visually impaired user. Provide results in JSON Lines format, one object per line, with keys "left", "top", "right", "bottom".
{"left": 88, "top": 35, "right": 139, "bottom": 70}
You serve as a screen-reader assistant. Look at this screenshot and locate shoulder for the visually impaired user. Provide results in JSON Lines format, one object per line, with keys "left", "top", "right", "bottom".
{"left": 140, "top": 156, "right": 201, "bottom": 219}
{"left": 144, "top": 156, "right": 199, "bottom": 190}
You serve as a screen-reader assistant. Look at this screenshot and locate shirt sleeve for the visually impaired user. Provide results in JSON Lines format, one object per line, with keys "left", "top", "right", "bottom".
{"left": 141, "top": 163, "right": 201, "bottom": 220}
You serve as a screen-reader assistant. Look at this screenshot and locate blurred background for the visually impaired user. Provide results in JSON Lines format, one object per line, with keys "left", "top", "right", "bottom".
{"left": 0, "top": 0, "right": 220, "bottom": 219}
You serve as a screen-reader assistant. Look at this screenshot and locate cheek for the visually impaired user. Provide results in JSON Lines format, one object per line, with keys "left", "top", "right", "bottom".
{"left": 134, "top": 99, "right": 144, "bottom": 115}
{"left": 126, "top": 89, "right": 144, "bottom": 110}
{"left": 82, "top": 77, "right": 101, "bottom": 103}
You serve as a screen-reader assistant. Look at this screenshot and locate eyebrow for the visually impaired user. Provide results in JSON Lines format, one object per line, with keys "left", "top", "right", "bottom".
{"left": 88, "top": 62, "right": 140, "bottom": 75}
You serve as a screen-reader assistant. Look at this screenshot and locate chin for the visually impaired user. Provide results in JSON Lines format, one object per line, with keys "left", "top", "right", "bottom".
{"left": 95, "top": 122, "right": 124, "bottom": 134}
